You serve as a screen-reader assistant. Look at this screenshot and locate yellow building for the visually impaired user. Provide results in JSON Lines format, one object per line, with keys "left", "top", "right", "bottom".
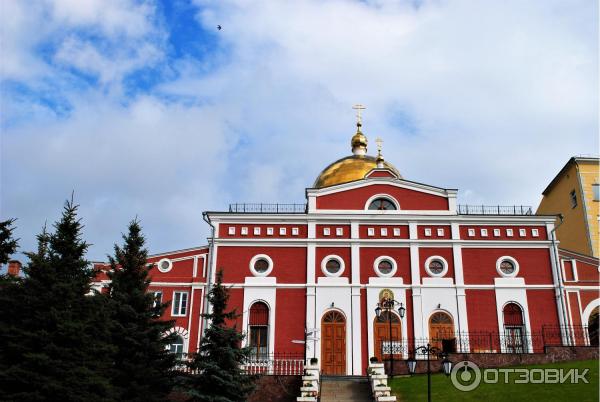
{"left": 537, "top": 156, "right": 600, "bottom": 257}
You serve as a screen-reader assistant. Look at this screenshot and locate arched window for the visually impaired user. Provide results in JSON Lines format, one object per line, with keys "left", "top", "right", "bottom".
{"left": 368, "top": 198, "right": 397, "bottom": 210}
{"left": 588, "top": 307, "right": 599, "bottom": 347}
{"left": 249, "top": 302, "right": 269, "bottom": 359}
{"left": 168, "top": 335, "right": 184, "bottom": 359}
{"left": 503, "top": 303, "right": 526, "bottom": 353}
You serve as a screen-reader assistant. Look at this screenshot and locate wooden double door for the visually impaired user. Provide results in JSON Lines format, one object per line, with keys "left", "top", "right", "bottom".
{"left": 321, "top": 311, "right": 346, "bottom": 375}
{"left": 374, "top": 311, "right": 402, "bottom": 362}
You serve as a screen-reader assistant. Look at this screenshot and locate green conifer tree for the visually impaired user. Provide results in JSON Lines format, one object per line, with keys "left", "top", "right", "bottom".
{"left": 0, "top": 201, "right": 115, "bottom": 401}
{"left": 107, "top": 219, "right": 177, "bottom": 401}
{"left": 184, "top": 270, "right": 256, "bottom": 402}
{"left": 0, "top": 218, "right": 19, "bottom": 265}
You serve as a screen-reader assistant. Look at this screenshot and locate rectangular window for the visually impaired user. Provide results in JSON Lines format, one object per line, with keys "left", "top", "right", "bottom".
{"left": 172, "top": 291, "right": 188, "bottom": 316}
{"left": 323, "top": 227, "right": 330, "bottom": 236}
{"left": 493, "top": 229, "right": 501, "bottom": 237}
{"left": 336, "top": 227, "right": 343, "bottom": 236}
{"left": 292, "top": 227, "right": 299, "bottom": 236}
{"left": 437, "top": 228, "right": 444, "bottom": 236}
{"left": 253, "top": 227, "right": 261, "bottom": 235}
{"left": 481, "top": 229, "right": 488, "bottom": 237}
{"left": 532, "top": 228, "right": 539, "bottom": 237}
{"left": 266, "top": 227, "right": 274, "bottom": 236}
{"left": 279, "top": 227, "right": 287, "bottom": 235}
{"left": 228, "top": 227, "right": 235, "bottom": 235}
{"left": 594, "top": 184, "right": 600, "bottom": 201}
{"left": 468, "top": 228, "right": 475, "bottom": 237}
{"left": 519, "top": 229, "right": 526, "bottom": 237}
{"left": 241, "top": 227, "right": 248, "bottom": 235}
{"left": 367, "top": 228, "right": 375, "bottom": 236}
{"left": 393, "top": 228, "right": 401, "bottom": 236}
{"left": 506, "top": 229, "right": 514, "bottom": 237}
{"left": 570, "top": 190, "right": 577, "bottom": 208}
{"left": 249, "top": 326, "right": 268, "bottom": 358}
{"left": 424, "top": 228, "right": 432, "bottom": 237}
{"left": 380, "top": 228, "right": 388, "bottom": 236}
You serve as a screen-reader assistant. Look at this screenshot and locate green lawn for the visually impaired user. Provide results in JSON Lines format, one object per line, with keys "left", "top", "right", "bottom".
{"left": 389, "top": 359, "right": 599, "bottom": 402}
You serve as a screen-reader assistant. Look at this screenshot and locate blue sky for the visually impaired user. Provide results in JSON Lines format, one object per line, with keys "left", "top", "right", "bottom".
{"left": 1, "top": 0, "right": 598, "bottom": 261}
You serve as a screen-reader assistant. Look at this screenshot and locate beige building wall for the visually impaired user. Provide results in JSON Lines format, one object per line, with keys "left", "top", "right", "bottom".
{"left": 537, "top": 157, "right": 599, "bottom": 257}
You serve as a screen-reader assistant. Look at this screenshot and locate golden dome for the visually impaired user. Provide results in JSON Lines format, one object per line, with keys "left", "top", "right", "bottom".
{"left": 313, "top": 155, "right": 402, "bottom": 188}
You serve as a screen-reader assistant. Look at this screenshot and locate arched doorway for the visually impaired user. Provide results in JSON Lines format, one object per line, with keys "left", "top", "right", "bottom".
{"left": 374, "top": 311, "right": 402, "bottom": 362}
{"left": 321, "top": 310, "right": 346, "bottom": 375}
{"left": 503, "top": 303, "right": 526, "bottom": 353}
{"left": 588, "top": 307, "right": 599, "bottom": 346}
{"left": 428, "top": 312, "right": 455, "bottom": 352}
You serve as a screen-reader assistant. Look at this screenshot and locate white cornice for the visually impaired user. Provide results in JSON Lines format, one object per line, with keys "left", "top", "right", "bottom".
{"left": 306, "top": 177, "right": 454, "bottom": 197}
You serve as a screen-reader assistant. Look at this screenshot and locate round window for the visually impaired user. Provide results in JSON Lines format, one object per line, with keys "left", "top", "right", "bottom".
{"left": 249, "top": 254, "right": 274, "bottom": 276}
{"left": 325, "top": 259, "right": 341, "bottom": 274}
{"left": 253, "top": 258, "right": 270, "bottom": 274}
{"left": 428, "top": 260, "right": 444, "bottom": 275}
{"left": 499, "top": 260, "right": 515, "bottom": 275}
{"left": 157, "top": 258, "right": 172, "bottom": 273}
{"left": 378, "top": 260, "right": 393, "bottom": 275}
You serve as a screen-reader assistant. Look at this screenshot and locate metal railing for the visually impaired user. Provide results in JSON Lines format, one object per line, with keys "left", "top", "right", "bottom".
{"left": 228, "top": 203, "right": 307, "bottom": 214}
{"left": 243, "top": 352, "right": 305, "bottom": 375}
{"left": 458, "top": 205, "right": 533, "bottom": 215}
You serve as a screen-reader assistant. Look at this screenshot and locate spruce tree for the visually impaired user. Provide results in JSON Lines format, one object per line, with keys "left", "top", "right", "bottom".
{"left": 107, "top": 219, "right": 177, "bottom": 401}
{"left": 0, "top": 218, "right": 19, "bottom": 265}
{"left": 0, "top": 201, "right": 115, "bottom": 401}
{"left": 184, "top": 270, "right": 256, "bottom": 402}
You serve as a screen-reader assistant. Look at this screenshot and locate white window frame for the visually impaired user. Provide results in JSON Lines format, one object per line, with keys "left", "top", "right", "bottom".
{"left": 266, "top": 227, "right": 274, "bottom": 236}
{"left": 437, "top": 228, "right": 444, "bottom": 236}
{"left": 493, "top": 229, "right": 501, "bottom": 237}
{"left": 424, "top": 256, "right": 449, "bottom": 278}
{"left": 531, "top": 228, "right": 539, "bottom": 237}
{"left": 321, "top": 255, "right": 345, "bottom": 277}
{"left": 380, "top": 228, "right": 388, "bottom": 236}
{"left": 496, "top": 256, "right": 519, "bottom": 278}
{"left": 253, "top": 227, "right": 261, "bottom": 235}
{"left": 279, "top": 227, "right": 287, "bottom": 235}
{"left": 336, "top": 227, "right": 343, "bottom": 236}
{"left": 157, "top": 258, "right": 173, "bottom": 273}
{"left": 172, "top": 291, "right": 188, "bottom": 316}
{"left": 367, "top": 228, "right": 375, "bottom": 237}
{"left": 593, "top": 183, "right": 600, "bottom": 202}
{"left": 519, "top": 229, "right": 526, "bottom": 237}
{"left": 323, "top": 227, "right": 330, "bottom": 236}
{"left": 481, "top": 229, "right": 488, "bottom": 237}
{"left": 468, "top": 228, "right": 475, "bottom": 237}
{"left": 424, "top": 228, "right": 432, "bottom": 237}
{"left": 241, "top": 227, "right": 248, "bottom": 235}
{"left": 228, "top": 227, "right": 236, "bottom": 235}
{"left": 249, "top": 254, "right": 274, "bottom": 277}
{"left": 374, "top": 256, "right": 397, "bottom": 278}
{"left": 393, "top": 228, "right": 401, "bottom": 236}
{"left": 506, "top": 229, "right": 514, "bottom": 237}
{"left": 292, "top": 227, "right": 299, "bottom": 236}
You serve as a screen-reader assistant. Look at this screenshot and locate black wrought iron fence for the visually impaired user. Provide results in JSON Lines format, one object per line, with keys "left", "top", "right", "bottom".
{"left": 458, "top": 205, "right": 533, "bottom": 215}
{"left": 228, "top": 203, "right": 307, "bottom": 213}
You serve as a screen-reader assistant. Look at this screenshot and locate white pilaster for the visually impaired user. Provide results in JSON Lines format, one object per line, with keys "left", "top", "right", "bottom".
{"left": 351, "top": 286, "right": 362, "bottom": 374}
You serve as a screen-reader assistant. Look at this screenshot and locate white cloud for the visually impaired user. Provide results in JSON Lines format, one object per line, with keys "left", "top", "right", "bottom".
{"left": 1, "top": 0, "right": 597, "bottom": 260}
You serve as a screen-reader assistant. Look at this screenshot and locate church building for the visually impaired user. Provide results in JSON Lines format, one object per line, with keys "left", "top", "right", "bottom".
{"left": 92, "top": 113, "right": 599, "bottom": 376}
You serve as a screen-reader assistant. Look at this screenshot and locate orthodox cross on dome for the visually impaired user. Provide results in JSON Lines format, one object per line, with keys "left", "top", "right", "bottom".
{"left": 375, "top": 137, "right": 383, "bottom": 154}
{"left": 352, "top": 104, "right": 366, "bottom": 126}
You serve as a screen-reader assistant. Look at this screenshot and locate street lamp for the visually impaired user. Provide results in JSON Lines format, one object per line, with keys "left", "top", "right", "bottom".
{"left": 406, "top": 345, "right": 453, "bottom": 402}
{"left": 374, "top": 298, "right": 404, "bottom": 376}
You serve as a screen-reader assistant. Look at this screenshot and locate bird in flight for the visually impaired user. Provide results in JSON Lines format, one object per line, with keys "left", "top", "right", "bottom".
{"left": 217, "top": 25, "right": 222, "bottom": 30}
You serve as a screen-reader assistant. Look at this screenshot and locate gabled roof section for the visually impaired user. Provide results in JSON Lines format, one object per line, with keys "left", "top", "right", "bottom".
{"left": 542, "top": 156, "right": 600, "bottom": 195}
